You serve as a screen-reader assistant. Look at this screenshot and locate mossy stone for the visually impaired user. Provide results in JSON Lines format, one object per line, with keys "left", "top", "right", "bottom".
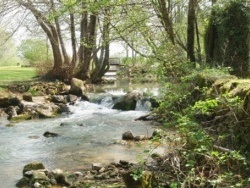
{"left": 23, "top": 162, "right": 45, "bottom": 175}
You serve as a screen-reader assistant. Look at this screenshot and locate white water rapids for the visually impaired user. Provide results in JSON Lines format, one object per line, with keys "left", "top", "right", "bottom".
{"left": 0, "top": 88, "right": 160, "bottom": 187}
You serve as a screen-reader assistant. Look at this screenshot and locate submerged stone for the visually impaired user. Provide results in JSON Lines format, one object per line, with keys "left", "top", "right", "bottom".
{"left": 43, "top": 131, "right": 59, "bottom": 137}
{"left": 122, "top": 131, "right": 134, "bottom": 140}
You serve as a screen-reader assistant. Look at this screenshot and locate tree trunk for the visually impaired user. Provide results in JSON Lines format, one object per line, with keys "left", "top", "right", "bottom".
{"left": 50, "top": 0, "right": 70, "bottom": 66}
{"left": 204, "top": 0, "right": 217, "bottom": 65}
{"left": 70, "top": 13, "right": 78, "bottom": 68}
{"left": 16, "top": 0, "right": 66, "bottom": 80}
{"left": 187, "top": 0, "right": 197, "bottom": 64}
{"left": 152, "top": 0, "right": 175, "bottom": 45}
{"left": 91, "top": 8, "right": 110, "bottom": 83}
{"left": 78, "top": 1, "right": 88, "bottom": 66}
{"left": 76, "top": 9, "right": 97, "bottom": 81}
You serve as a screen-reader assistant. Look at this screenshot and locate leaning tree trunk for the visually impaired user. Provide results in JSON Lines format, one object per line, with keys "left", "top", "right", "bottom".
{"left": 51, "top": 0, "right": 70, "bottom": 66}
{"left": 16, "top": 0, "right": 67, "bottom": 81}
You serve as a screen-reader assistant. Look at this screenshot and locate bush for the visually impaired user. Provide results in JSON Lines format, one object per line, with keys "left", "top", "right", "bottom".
{"left": 152, "top": 68, "right": 250, "bottom": 187}
{"left": 34, "top": 60, "right": 53, "bottom": 76}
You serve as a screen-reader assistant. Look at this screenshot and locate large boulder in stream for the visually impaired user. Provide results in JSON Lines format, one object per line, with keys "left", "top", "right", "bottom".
{"left": 69, "top": 78, "right": 87, "bottom": 97}
{"left": 113, "top": 91, "right": 142, "bottom": 111}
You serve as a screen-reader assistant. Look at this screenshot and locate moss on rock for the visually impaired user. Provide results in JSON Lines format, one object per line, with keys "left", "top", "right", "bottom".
{"left": 10, "top": 113, "right": 32, "bottom": 122}
{"left": 22, "top": 162, "right": 45, "bottom": 175}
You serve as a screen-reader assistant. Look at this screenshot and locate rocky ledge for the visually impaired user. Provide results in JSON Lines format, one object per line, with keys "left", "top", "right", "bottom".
{"left": 0, "top": 78, "right": 90, "bottom": 122}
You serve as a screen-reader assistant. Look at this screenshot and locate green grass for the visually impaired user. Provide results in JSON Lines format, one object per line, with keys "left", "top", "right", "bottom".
{"left": 0, "top": 66, "right": 37, "bottom": 86}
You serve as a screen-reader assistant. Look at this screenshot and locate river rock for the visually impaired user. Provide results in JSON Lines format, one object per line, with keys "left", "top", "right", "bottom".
{"left": 36, "top": 104, "right": 60, "bottom": 118}
{"left": 69, "top": 78, "right": 86, "bottom": 97}
{"left": 151, "top": 129, "right": 164, "bottom": 139}
{"left": 10, "top": 113, "right": 32, "bottom": 122}
{"left": 52, "top": 168, "right": 64, "bottom": 175}
{"left": 30, "top": 171, "right": 51, "bottom": 186}
{"left": 122, "top": 131, "right": 134, "bottom": 140}
{"left": 43, "top": 131, "right": 59, "bottom": 137}
{"left": 0, "top": 97, "right": 23, "bottom": 108}
{"left": 33, "top": 182, "right": 42, "bottom": 188}
{"left": 23, "top": 93, "right": 33, "bottom": 102}
{"left": 5, "top": 106, "right": 18, "bottom": 119}
{"left": 135, "top": 113, "right": 158, "bottom": 121}
{"left": 22, "top": 162, "right": 46, "bottom": 175}
{"left": 51, "top": 95, "right": 66, "bottom": 104}
{"left": 54, "top": 173, "right": 71, "bottom": 186}
{"left": 134, "top": 135, "right": 148, "bottom": 141}
{"left": 16, "top": 176, "right": 30, "bottom": 187}
{"left": 57, "top": 103, "right": 70, "bottom": 113}
{"left": 92, "top": 163, "right": 104, "bottom": 171}
{"left": 113, "top": 91, "right": 142, "bottom": 111}
{"left": 67, "top": 94, "right": 78, "bottom": 103}
{"left": 94, "top": 172, "right": 110, "bottom": 180}
{"left": 119, "top": 160, "right": 130, "bottom": 166}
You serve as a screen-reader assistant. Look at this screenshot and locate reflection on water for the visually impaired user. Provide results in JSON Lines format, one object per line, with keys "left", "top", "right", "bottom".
{"left": 0, "top": 86, "right": 160, "bottom": 187}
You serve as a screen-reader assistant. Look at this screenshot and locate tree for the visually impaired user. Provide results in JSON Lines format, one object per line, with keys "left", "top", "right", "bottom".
{"left": 90, "top": 7, "right": 111, "bottom": 83}
{"left": 186, "top": 0, "right": 198, "bottom": 63}
{"left": 10, "top": 0, "right": 118, "bottom": 83}
{"left": 204, "top": 0, "right": 250, "bottom": 77}
{"left": 204, "top": 0, "right": 217, "bottom": 66}
{"left": 151, "top": 0, "right": 175, "bottom": 45}
{"left": 18, "top": 39, "right": 53, "bottom": 65}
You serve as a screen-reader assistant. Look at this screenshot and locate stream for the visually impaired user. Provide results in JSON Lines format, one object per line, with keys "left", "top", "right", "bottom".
{"left": 0, "top": 84, "right": 160, "bottom": 187}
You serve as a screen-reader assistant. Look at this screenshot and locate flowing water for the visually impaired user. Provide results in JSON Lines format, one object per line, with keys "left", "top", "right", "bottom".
{"left": 0, "top": 84, "right": 161, "bottom": 187}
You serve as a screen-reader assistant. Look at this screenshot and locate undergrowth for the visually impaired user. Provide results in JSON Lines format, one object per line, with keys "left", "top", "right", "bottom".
{"left": 134, "top": 68, "right": 250, "bottom": 187}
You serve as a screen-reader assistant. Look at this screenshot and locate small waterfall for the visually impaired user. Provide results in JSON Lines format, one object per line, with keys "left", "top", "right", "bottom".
{"left": 135, "top": 98, "right": 152, "bottom": 111}
{"left": 100, "top": 96, "right": 114, "bottom": 108}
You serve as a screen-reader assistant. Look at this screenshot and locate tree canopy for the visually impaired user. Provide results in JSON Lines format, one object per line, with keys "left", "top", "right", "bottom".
{"left": 0, "top": 0, "right": 249, "bottom": 82}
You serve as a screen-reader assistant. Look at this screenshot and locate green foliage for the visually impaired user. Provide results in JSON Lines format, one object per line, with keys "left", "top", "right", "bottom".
{"left": 130, "top": 166, "right": 144, "bottom": 181}
{"left": 18, "top": 39, "right": 53, "bottom": 66}
{"left": 154, "top": 68, "right": 250, "bottom": 187}
{"left": 192, "top": 98, "right": 219, "bottom": 115}
{"left": 0, "top": 29, "right": 22, "bottom": 66}
{"left": 204, "top": 0, "right": 250, "bottom": 77}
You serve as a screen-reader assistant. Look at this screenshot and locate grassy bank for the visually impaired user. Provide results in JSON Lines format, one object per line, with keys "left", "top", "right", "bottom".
{"left": 0, "top": 66, "right": 36, "bottom": 85}
{"left": 0, "top": 66, "right": 36, "bottom": 97}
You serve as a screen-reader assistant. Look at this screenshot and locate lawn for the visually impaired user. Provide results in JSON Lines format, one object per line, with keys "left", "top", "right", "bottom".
{"left": 0, "top": 66, "right": 36, "bottom": 86}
